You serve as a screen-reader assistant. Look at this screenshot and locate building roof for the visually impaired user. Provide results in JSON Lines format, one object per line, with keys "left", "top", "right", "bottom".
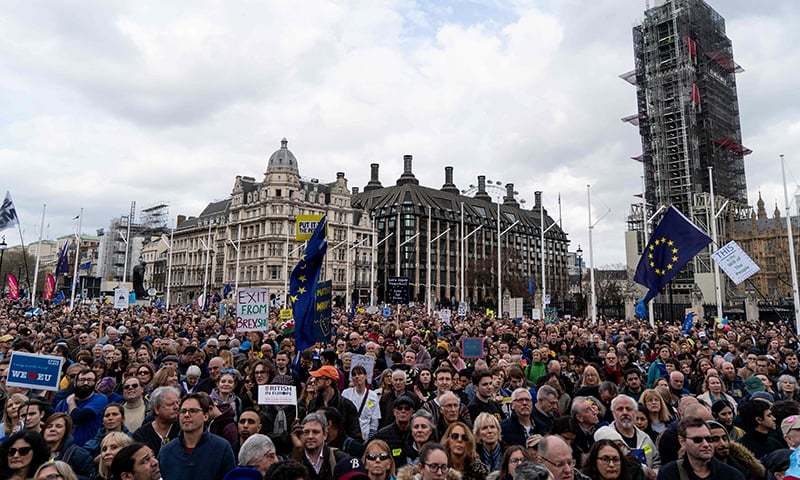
{"left": 177, "top": 199, "right": 231, "bottom": 231}
{"left": 267, "top": 138, "right": 299, "bottom": 176}
{"left": 352, "top": 183, "right": 567, "bottom": 240}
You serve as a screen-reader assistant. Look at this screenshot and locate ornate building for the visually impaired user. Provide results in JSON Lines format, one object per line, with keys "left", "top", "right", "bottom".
{"left": 729, "top": 194, "right": 800, "bottom": 301}
{"left": 170, "top": 139, "right": 371, "bottom": 305}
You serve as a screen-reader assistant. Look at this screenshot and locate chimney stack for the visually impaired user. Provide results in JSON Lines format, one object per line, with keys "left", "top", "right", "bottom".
{"left": 503, "top": 183, "right": 519, "bottom": 208}
{"left": 396, "top": 154, "right": 419, "bottom": 186}
{"left": 474, "top": 175, "right": 492, "bottom": 202}
{"left": 352, "top": 187, "right": 359, "bottom": 195}
{"left": 364, "top": 163, "right": 383, "bottom": 191}
{"left": 336, "top": 172, "right": 345, "bottom": 179}
{"left": 441, "top": 166, "right": 460, "bottom": 195}
{"left": 177, "top": 215, "right": 187, "bottom": 227}
{"left": 534, "top": 191, "right": 542, "bottom": 209}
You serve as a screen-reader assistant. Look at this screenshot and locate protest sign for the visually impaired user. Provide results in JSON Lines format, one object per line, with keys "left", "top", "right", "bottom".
{"left": 7, "top": 352, "right": 64, "bottom": 392}
{"left": 279, "top": 308, "right": 293, "bottom": 321}
{"left": 236, "top": 288, "right": 269, "bottom": 332}
{"left": 457, "top": 302, "right": 468, "bottom": 317}
{"left": 461, "top": 337, "right": 485, "bottom": 358}
{"left": 439, "top": 309, "right": 451, "bottom": 325}
{"left": 258, "top": 384, "right": 297, "bottom": 406}
{"left": 350, "top": 354, "right": 376, "bottom": 383}
{"left": 296, "top": 214, "right": 323, "bottom": 241}
{"left": 387, "top": 277, "right": 410, "bottom": 304}
{"left": 114, "top": 287, "right": 129, "bottom": 310}
{"left": 711, "top": 241, "right": 760, "bottom": 285}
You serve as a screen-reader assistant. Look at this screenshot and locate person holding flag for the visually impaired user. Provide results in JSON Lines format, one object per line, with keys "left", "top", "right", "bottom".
{"left": 633, "top": 206, "right": 712, "bottom": 319}
{"left": 289, "top": 216, "right": 328, "bottom": 354}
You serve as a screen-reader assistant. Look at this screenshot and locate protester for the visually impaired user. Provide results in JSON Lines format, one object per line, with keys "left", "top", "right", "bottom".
{"left": 110, "top": 443, "right": 161, "bottom": 480}
{"left": 441, "top": 421, "right": 488, "bottom": 480}
{"left": 97, "top": 432, "right": 133, "bottom": 480}
{"left": 0, "top": 430, "right": 51, "bottom": 480}
{"left": 41, "top": 413, "right": 94, "bottom": 480}
{"left": 363, "top": 439, "right": 396, "bottom": 480}
{"left": 656, "top": 417, "right": 744, "bottom": 480}
{"left": 237, "top": 434, "right": 278, "bottom": 477}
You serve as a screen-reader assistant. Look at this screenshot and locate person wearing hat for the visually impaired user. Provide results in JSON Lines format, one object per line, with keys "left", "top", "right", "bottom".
{"left": 306, "top": 366, "right": 363, "bottom": 442}
{"left": 762, "top": 449, "right": 792, "bottom": 480}
{"left": 374, "top": 395, "right": 415, "bottom": 468}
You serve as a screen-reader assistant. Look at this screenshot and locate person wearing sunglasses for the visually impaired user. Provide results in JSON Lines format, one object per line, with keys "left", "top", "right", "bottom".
{"left": 441, "top": 421, "right": 488, "bottom": 480}
{"left": 375, "top": 395, "right": 415, "bottom": 468}
{"left": 363, "top": 439, "right": 396, "bottom": 480}
{"left": 0, "top": 430, "right": 51, "bottom": 480}
{"left": 657, "top": 417, "right": 744, "bottom": 480}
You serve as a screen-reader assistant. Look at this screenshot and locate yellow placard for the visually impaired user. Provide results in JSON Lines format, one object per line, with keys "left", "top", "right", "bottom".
{"left": 295, "top": 214, "right": 323, "bottom": 240}
{"left": 279, "top": 308, "right": 293, "bottom": 321}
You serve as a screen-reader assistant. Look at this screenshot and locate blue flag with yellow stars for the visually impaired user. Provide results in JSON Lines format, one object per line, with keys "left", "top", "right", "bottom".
{"left": 634, "top": 206, "right": 711, "bottom": 311}
{"left": 290, "top": 216, "right": 327, "bottom": 353}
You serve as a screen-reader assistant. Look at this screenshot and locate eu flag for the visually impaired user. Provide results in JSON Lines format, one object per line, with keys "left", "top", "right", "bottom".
{"left": 290, "top": 216, "right": 327, "bottom": 353}
{"left": 55, "top": 241, "right": 69, "bottom": 276}
{"left": 634, "top": 206, "right": 711, "bottom": 306}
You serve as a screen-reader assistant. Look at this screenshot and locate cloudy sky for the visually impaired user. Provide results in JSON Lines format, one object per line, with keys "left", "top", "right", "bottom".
{"left": 2, "top": 0, "right": 798, "bottom": 267}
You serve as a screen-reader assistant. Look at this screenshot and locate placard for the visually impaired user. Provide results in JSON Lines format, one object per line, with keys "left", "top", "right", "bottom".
{"left": 236, "top": 288, "right": 269, "bottom": 332}
{"left": 382, "top": 306, "right": 391, "bottom": 318}
{"left": 711, "top": 240, "right": 760, "bottom": 285}
{"left": 532, "top": 308, "right": 541, "bottom": 320}
{"left": 439, "top": 309, "right": 452, "bottom": 325}
{"left": 387, "top": 277, "right": 410, "bottom": 304}
{"left": 461, "top": 337, "right": 485, "bottom": 358}
{"left": 279, "top": 308, "right": 293, "bottom": 321}
{"left": 350, "top": 354, "right": 376, "bottom": 383}
{"left": 258, "top": 384, "right": 297, "bottom": 405}
{"left": 457, "top": 302, "right": 467, "bottom": 317}
{"left": 114, "top": 287, "right": 129, "bottom": 310}
{"left": 7, "top": 352, "right": 64, "bottom": 392}
{"left": 295, "top": 214, "right": 324, "bottom": 241}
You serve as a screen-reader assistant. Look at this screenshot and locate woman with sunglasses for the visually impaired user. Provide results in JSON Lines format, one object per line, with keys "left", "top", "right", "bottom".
{"left": 487, "top": 445, "right": 528, "bottom": 480}
{"left": 135, "top": 365, "right": 155, "bottom": 395}
{"left": 0, "top": 430, "right": 51, "bottom": 480}
{"left": 363, "top": 439, "right": 396, "bottom": 480}
{"left": 42, "top": 413, "right": 94, "bottom": 480}
{"left": 441, "top": 422, "right": 488, "bottom": 480}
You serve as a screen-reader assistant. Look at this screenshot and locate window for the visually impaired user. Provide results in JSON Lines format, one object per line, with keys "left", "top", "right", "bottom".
{"left": 276, "top": 189, "right": 282, "bottom": 197}
{"left": 270, "top": 266, "right": 280, "bottom": 280}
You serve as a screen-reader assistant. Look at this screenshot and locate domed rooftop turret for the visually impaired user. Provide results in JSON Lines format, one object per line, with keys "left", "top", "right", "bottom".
{"left": 267, "top": 138, "right": 299, "bottom": 176}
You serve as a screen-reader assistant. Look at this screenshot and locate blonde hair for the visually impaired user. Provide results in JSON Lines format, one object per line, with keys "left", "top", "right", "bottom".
{"left": 3, "top": 393, "right": 28, "bottom": 436}
{"left": 34, "top": 461, "right": 78, "bottom": 480}
{"left": 98, "top": 432, "right": 134, "bottom": 479}
{"left": 472, "top": 412, "right": 501, "bottom": 445}
{"left": 581, "top": 366, "right": 601, "bottom": 387}
{"left": 639, "top": 388, "right": 673, "bottom": 423}
{"left": 219, "top": 350, "right": 234, "bottom": 368}
{"left": 363, "top": 439, "right": 396, "bottom": 476}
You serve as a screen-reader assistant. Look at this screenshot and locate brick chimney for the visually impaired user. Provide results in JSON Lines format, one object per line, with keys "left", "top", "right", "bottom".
{"left": 396, "top": 155, "right": 419, "bottom": 186}
{"left": 503, "top": 183, "right": 519, "bottom": 208}
{"left": 441, "top": 166, "right": 460, "bottom": 195}
{"left": 474, "top": 175, "right": 492, "bottom": 202}
{"left": 364, "top": 163, "right": 383, "bottom": 191}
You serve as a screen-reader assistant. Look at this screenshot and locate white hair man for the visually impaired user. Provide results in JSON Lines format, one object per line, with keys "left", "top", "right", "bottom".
{"left": 610, "top": 395, "right": 659, "bottom": 473}
{"left": 237, "top": 434, "right": 278, "bottom": 476}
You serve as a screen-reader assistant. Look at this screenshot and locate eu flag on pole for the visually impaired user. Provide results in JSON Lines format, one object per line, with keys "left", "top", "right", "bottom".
{"left": 290, "top": 216, "right": 327, "bottom": 353}
{"left": 634, "top": 206, "right": 711, "bottom": 308}
{"left": 55, "top": 241, "right": 69, "bottom": 276}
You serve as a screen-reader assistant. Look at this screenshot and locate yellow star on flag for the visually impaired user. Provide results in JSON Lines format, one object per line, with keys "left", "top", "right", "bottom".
{"left": 654, "top": 239, "right": 661, "bottom": 246}
{"left": 649, "top": 262, "right": 655, "bottom": 267}
{"left": 649, "top": 244, "right": 655, "bottom": 251}
{"left": 290, "top": 295, "right": 298, "bottom": 302}
{"left": 298, "top": 287, "right": 307, "bottom": 294}
{"left": 666, "top": 264, "right": 673, "bottom": 270}
{"left": 672, "top": 248, "right": 678, "bottom": 254}
{"left": 298, "top": 275, "right": 307, "bottom": 282}
{"left": 648, "top": 253, "right": 653, "bottom": 259}
{"left": 672, "top": 256, "right": 678, "bottom": 262}
{"left": 660, "top": 237, "right": 667, "bottom": 243}
{"left": 667, "top": 240, "right": 674, "bottom": 246}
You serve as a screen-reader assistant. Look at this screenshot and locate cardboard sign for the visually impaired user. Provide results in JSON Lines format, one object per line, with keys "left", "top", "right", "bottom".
{"left": 350, "top": 354, "right": 376, "bottom": 383}
{"left": 295, "top": 214, "right": 324, "bottom": 241}
{"left": 7, "top": 352, "right": 64, "bottom": 392}
{"left": 457, "top": 302, "right": 467, "bottom": 317}
{"left": 439, "top": 309, "right": 451, "bottom": 324}
{"left": 258, "top": 384, "right": 297, "bottom": 406}
{"left": 711, "top": 240, "right": 760, "bottom": 285}
{"left": 279, "top": 308, "right": 293, "bottom": 321}
{"left": 532, "top": 308, "right": 541, "bottom": 320}
{"left": 236, "top": 288, "right": 269, "bottom": 332}
{"left": 114, "top": 287, "right": 129, "bottom": 310}
{"left": 461, "top": 337, "right": 485, "bottom": 358}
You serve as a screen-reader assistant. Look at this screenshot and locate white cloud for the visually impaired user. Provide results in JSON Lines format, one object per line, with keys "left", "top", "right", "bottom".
{"left": 1, "top": 0, "right": 797, "bottom": 270}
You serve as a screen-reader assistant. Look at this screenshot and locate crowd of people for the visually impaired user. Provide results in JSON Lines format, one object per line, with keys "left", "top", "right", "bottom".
{"left": 0, "top": 296, "right": 798, "bottom": 480}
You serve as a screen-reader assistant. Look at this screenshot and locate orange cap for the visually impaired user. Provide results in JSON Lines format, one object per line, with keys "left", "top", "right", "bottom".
{"left": 310, "top": 365, "right": 339, "bottom": 381}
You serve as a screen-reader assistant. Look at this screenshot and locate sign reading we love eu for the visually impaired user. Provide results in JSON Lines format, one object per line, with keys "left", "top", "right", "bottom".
{"left": 7, "top": 352, "right": 64, "bottom": 392}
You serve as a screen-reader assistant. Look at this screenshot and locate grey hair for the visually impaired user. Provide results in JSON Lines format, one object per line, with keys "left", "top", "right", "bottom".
{"left": 302, "top": 412, "right": 328, "bottom": 431}
{"left": 186, "top": 365, "right": 202, "bottom": 377}
{"left": 391, "top": 370, "right": 407, "bottom": 380}
{"left": 411, "top": 409, "right": 435, "bottom": 428}
{"left": 512, "top": 388, "right": 532, "bottom": 401}
{"left": 571, "top": 396, "right": 590, "bottom": 417}
{"left": 778, "top": 375, "right": 798, "bottom": 388}
{"left": 610, "top": 394, "right": 637, "bottom": 411}
{"left": 537, "top": 385, "right": 558, "bottom": 401}
{"left": 150, "top": 386, "right": 181, "bottom": 409}
{"left": 238, "top": 434, "right": 275, "bottom": 466}
{"left": 514, "top": 461, "right": 553, "bottom": 480}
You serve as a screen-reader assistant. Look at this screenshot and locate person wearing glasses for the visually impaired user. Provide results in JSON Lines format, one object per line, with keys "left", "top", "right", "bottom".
{"left": 538, "top": 435, "right": 588, "bottom": 480}
{"left": 487, "top": 446, "right": 529, "bottom": 480}
{"left": 655, "top": 417, "right": 744, "bottom": 480}
{"left": 158, "top": 393, "right": 236, "bottom": 480}
{"left": 54, "top": 369, "right": 108, "bottom": 447}
{"left": 582, "top": 440, "right": 633, "bottom": 480}
{"left": 397, "top": 442, "right": 452, "bottom": 480}
{"left": 121, "top": 376, "right": 149, "bottom": 433}
{"left": 441, "top": 421, "right": 488, "bottom": 480}
{"left": 132, "top": 386, "right": 180, "bottom": 457}
{"left": 363, "top": 439, "right": 396, "bottom": 480}
{"left": 34, "top": 460, "right": 79, "bottom": 480}
{"left": 0, "top": 430, "right": 51, "bottom": 480}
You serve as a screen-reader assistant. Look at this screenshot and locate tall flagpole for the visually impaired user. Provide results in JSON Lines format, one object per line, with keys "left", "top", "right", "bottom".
{"left": 781, "top": 154, "right": 800, "bottom": 335}
{"left": 163, "top": 221, "right": 174, "bottom": 309}
{"left": 69, "top": 209, "right": 83, "bottom": 309}
{"left": 427, "top": 206, "right": 432, "bottom": 314}
{"left": 370, "top": 216, "right": 375, "bottom": 307}
{"left": 540, "top": 196, "right": 546, "bottom": 316}
{"left": 587, "top": 185, "right": 597, "bottom": 324}
{"left": 708, "top": 167, "right": 724, "bottom": 321}
{"left": 460, "top": 202, "right": 464, "bottom": 303}
{"left": 31, "top": 204, "right": 46, "bottom": 305}
{"left": 497, "top": 202, "right": 502, "bottom": 316}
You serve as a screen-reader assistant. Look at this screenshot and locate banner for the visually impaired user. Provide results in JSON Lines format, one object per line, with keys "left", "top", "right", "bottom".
{"left": 7, "top": 352, "right": 64, "bottom": 392}
{"left": 295, "top": 214, "right": 324, "bottom": 241}
{"left": 0, "top": 191, "right": 19, "bottom": 231}
{"left": 236, "top": 288, "right": 269, "bottom": 332}
{"left": 279, "top": 308, "right": 293, "bottom": 321}
{"left": 314, "top": 280, "right": 333, "bottom": 344}
{"left": 258, "top": 384, "right": 297, "bottom": 406}
{"left": 114, "top": 287, "right": 129, "bottom": 309}
{"left": 711, "top": 241, "right": 760, "bottom": 285}
{"left": 350, "top": 354, "right": 376, "bottom": 383}
{"left": 43, "top": 273, "right": 55, "bottom": 301}
{"left": 290, "top": 217, "right": 328, "bottom": 353}
{"left": 462, "top": 337, "right": 485, "bottom": 358}
{"left": 387, "top": 277, "right": 410, "bottom": 304}
{"left": 6, "top": 274, "right": 19, "bottom": 300}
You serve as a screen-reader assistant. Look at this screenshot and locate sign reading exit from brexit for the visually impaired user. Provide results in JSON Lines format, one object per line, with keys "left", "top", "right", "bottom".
{"left": 7, "top": 352, "right": 64, "bottom": 392}
{"left": 236, "top": 287, "right": 269, "bottom": 332}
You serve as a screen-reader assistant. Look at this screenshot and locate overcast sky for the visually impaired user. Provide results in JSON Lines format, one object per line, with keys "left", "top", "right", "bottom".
{"left": 2, "top": 0, "right": 798, "bottom": 267}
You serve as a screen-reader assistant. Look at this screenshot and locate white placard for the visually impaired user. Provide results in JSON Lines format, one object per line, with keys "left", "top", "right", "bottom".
{"left": 532, "top": 308, "right": 541, "bottom": 320}
{"left": 258, "top": 384, "right": 297, "bottom": 405}
{"left": 236, "top": 288, "right": 269, "bottom": 332}
{"left": 457, "top": 302, "right": 467, "bottom": 317}
{"left": 439, "top": 309, "right": 452, "bottom": 325}
{"left": 350, "top": 354, "right": 376, "bottom": 383}
{"left": 114, "top": 288, "right": 129, "bottom": 310}
{"left": 544, "top": 294, "right": 551, "bottom": 305}
{"left": 711, "top": 241, "right": 760, "bottom": 285}
{"left": 510, "top": 297, "right": 524, "bottom": 319}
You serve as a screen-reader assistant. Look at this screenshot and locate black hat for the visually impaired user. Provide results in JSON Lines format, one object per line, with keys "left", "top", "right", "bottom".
{"left": 333, "top": 456, "right": 368, "bottom": 480}
{"left": 393, "top": 394, "right": 415, "bottom": 409}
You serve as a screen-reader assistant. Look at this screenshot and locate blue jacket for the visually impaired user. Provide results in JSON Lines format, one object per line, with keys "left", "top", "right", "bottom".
{"left": 54, "top": 437, "right": 95, "bottom": 480}
{"left": 158, "top": 431, "right": 236, "bottom": 480}
{"left": 54, "top": 393, "right": 108, "bottom": 447}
